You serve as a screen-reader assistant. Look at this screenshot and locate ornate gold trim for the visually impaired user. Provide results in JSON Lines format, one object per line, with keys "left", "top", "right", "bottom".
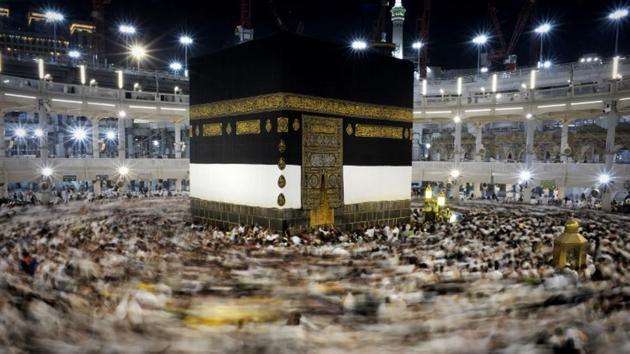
{"left": 355, "top": 124, "right": 403, "bottom": 139}
{"left": 265, "top": 119, "right": 272, "bottom": 133}
{"left": 202, "top": 123, "right": 222, "bottom": 137}
{"left": 277, "top": 175, "right": 286, "bottom": 188}
{"left": 225, "top": 122, "right": 233, "bottom": 135}
{"left": 194, "top": 125, "right": 200, "bottom": 137}
{"left": 277, "top": 193, "right": 286, "bottom": 207}
{"left": 345, "top": 123, "right": 354, "bottom": 136}
{"left": 190, "top": 92, "right": 411, "bottom": 122}
{"left": 277, "top": 117, "right": 289, "bottom": 133}
{"left": 236, "top": 120, "right": 260, "bottom": 135}
{"left": 292, "top": 118, "right": 300, "bottom": 131}
{"left": 278, "top": 157, "right": 286, "bottom": 170}
{"left": 278, "top": 139, "right": 286, "bottom": 153}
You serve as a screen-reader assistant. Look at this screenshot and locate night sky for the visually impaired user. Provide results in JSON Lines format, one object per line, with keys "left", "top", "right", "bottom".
{"left": 3, "top": 0, "right": 629, "bottom": 70}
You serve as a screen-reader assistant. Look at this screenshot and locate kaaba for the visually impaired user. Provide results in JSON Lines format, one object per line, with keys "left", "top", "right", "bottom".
{"left": 189, "top": 32, "right": 413, "bottom": 231}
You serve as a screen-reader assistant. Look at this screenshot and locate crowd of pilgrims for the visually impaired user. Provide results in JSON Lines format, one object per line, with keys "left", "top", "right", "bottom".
{"left": 2, "top": 187, "right": 186, "bottom": 207}
{"left": 413, "top": 186, "right": 630, "bottom": 214}
{"left": 0, "top": 196, "right": 628, "bottom": 353}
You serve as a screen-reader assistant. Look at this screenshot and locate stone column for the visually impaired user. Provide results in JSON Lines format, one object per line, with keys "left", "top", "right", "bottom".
{"left": 605, "top": 110, "right": 618, "bottom": 169}
{"left": 474, "top": 122, "right": 483, "bottom": 161}
{"left": 92, "top": 118, "right": 100, "bottom": 158}
{"left": 127, "top": 132, "right": 135, "bottom": 158}
{"left": 93, "top": 180, "right": 102, "bottom": 195}
{"left": 560, "top": 119, "right": 569, "bottom": 163}
{"left": 174, "top": 122, "right": 182, "bottom": 158}
{"left": 175, "top": 178, "right": 182, "bottom": 192}
{"left": 474, "top": 182, "right": 481, "bottom": 198}
{"left": 522, "top": 186, "right": 532, "bottom": 203}
{"left": 38, "top": 100, "right": 48, "bottom": 160}
{"left": 117, "top": 118, "right": 126, "bottom": 159}
{"left": 454, "top": 122, "right": 462, "bottom": 162}
{"left": 557, "top": 185, "right": 566, "bottom": 200}
{"left": 525, "top": 118, "right": 535, "bottom": 166}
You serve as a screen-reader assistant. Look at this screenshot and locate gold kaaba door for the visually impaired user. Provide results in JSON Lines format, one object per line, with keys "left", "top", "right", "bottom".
{"left": 302, "top": 115, "right": 343, "bottom": 227}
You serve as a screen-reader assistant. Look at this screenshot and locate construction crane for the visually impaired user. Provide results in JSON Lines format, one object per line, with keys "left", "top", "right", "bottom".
{"left": 372, "top": 0, "right": 389, "bottom": 43}
{"left": 91, "top": 0, "right": 111, "bottom": 56}
{"left": 235, "top": 0, "right": 254, "bottom": 42}
{"left": 418, "top": 0, "right": 431, "bottom": 78}
{"left": 487, "top": 0, "right": 536, "bottom": 70}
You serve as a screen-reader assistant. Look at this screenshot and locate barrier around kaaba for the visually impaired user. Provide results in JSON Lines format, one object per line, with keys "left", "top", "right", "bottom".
{"left": 189, "top": 32, "right": 413, "bottom": 231}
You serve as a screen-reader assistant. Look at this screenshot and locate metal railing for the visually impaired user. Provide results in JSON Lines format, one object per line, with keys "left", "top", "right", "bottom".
{"left": 0, "top": 73, "right": 190, "bottom": 104}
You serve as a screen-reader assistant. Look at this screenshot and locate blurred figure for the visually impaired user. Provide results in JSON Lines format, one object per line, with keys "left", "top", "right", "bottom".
{"left": 20, "top": 250, "right": 38, "bottom": 276}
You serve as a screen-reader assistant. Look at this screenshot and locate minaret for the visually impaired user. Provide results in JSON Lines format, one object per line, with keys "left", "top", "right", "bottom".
{"left": 391, "top": 0, "right": 406, "bottom": 59}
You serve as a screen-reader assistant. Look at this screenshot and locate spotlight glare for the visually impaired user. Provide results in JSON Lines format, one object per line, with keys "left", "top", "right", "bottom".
{"left": 118, "top": 24, "right": 136, "bottom": 35}
{"left": 453, "top": 115, "right": 462, "bottom": 123}
{"left": 34, "top": 128, "right": 44, "bottom": 137}
{"left": 519, "top": 170, "right": 532, "bottom": 181}
{"left": 526, "top": 113, "right": 533, "bottom": 119}
{"left": 152, "top": 140, "right": 160, "bottom": 147}
{"left": 44, "top": 10, "right": 64, "bottom": 22}
{"left": 118, "top": 110, "right": 127, "bottom": 118}
{"left": 535, "top": 23, "right": 552, "bottom": 34}
{"left": 179, "top": 35, "right": 193, "bottom": 45}
{"left": 71, "top": 127, "right": 88, "bottom": 142}
{"left": 351, "top": 40, "right": 368, "bottom": 50}
{"left": 609, "top": 8, "right": 629, "bottom": 20}
{"left": 472, "top": 34, "right": 488, "bottom": 45}
{"left": 598, "top": 173, "right": 611, "bottom": 185}
{"left": 105, "top": 130, "right": 116, "bottom": 141}
{"left": 41, "top": 167, "right": 53, "bottom": 177}
{"left": 412, "top": 41, "right": 423, "bottom": 49}
{"left": 117, "top": 166, "right": 129, "bottom": 177}
{"left": 450, "top": 169, "right": 461, "bottom": 179}
{"left": 130, "top": 44, "right": 146, "bottom": 59}
{"left": 15, "top": 127, "right": 26, "bottom": 138}
{"left": 68, "top": 50, "right": 80, "bottom": 59}
{"left": 169, "top": 61, "right": 183, "bottom": 71}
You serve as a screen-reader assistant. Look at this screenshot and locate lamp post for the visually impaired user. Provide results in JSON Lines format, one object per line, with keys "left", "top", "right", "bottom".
{"left": 179, "top": 35, "right": 193, "bottom": 77}
{"left": 472, "top": 34, "right": 488, "bottom": 75}
{"left": 44, "top": 10, "right": 64, "bottom": 61}
{"left": 118, "top": 24, "right": 137, "bottom": 68}
{"left": 609, "top": 8, "right": 629, "bottom": 56}
{"left": 534, "top": 23, "right": 552, "bottom": 67}
{"left": 412, "top": 41, "right": 423, "bottom": 76}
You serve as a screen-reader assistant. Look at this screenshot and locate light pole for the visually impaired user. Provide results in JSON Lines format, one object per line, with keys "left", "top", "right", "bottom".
{"left": 412, "top": 41, "right": 423, "bottom": 75}
{"left": 609, "top": 8, "right": 628, "bottom": 56}
{"left": 44, "top": 10, "right": 64, "bottom": 61}
{"left": 179, "top": 35, "right": 193, "bottom": 77}
{"left": 130, "top": 44, "right": 146, "bottom": 71}
{"left": 472, "top": 34, "right": 488, "bottom": 75}
{"left": 534, "top": 23, "right": 552, "bottom": 67}
{"left": 118, "top": 24, "right": 137, "bottom": 68}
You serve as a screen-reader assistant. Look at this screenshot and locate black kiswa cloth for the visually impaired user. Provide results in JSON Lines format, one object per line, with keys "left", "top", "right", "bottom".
{"left": 189, "top": 31, "right": 413, "bottom": 109}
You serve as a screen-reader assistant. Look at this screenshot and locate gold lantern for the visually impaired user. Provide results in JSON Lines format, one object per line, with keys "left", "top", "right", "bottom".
{"left": 553, "top": 218, "right": 587, "bottom": 270}
{"left": 424, "top": 185, "right": 433, "bottom": 200}
{"left": 436, "top": 191, "right": 446, "bottom": 207}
